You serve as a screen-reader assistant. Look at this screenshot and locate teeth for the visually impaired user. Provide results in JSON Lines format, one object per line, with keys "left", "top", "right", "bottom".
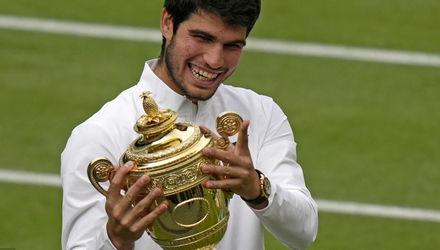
{"left": 191, "top": 66, "right": 219, "bottom": 81}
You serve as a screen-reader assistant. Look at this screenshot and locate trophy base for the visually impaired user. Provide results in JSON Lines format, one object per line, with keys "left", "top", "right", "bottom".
{"left": 197, "top": 244, "right": 215, "bottom": 250}
{"left": 151, "top": 212, "right": 228, "bottom": 250}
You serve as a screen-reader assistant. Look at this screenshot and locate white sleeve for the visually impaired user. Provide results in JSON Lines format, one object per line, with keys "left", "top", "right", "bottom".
{"left": 61, "top": 123, "right": 120, "bottom": 250}
{"left": 251, "top": 101, "right": 318, "bottom": 250}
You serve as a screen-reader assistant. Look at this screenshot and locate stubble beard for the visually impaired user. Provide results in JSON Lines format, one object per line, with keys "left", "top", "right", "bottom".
{"left": 164, "top": 38, "right": 218, "bottom": 101}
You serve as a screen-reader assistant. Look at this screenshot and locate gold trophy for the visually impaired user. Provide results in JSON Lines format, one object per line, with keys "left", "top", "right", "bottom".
{"left": 87, "top": 91, "right": 242, "bottom": 250}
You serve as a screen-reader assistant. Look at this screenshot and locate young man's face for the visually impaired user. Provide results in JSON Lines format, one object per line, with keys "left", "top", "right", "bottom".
{"left": 157, "top": 9, "right": 247, "bottom": 102}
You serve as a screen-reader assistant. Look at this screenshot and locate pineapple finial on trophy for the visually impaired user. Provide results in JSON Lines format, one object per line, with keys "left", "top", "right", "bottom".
{"left": 137, "top": 91, "right": 162, "bottom": 125}
{"left": 134, "top": 91, "right": 178, "bottom": 143}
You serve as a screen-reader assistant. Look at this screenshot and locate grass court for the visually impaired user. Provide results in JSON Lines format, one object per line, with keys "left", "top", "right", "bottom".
{"left": 1, "top": 1, "right": 440, "bottom": 249}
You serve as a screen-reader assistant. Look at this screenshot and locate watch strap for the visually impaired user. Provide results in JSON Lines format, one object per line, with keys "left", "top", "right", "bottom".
{"left": 241, "top": 169, "right": 269, "bottom": 205}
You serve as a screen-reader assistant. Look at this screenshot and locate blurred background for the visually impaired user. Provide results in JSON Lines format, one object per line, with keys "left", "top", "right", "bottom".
{"left": 1, "top": 0, "right": 439, "bottom": 249}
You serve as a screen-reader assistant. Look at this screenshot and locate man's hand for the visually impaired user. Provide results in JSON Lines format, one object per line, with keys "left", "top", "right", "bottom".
{"left": 200, "top": 120, "right": 267, "bottom": 209}
{"left": 105, "top": 161, "right": 168, "bottom": 250}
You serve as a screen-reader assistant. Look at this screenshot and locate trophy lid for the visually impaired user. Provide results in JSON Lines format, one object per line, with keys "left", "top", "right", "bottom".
{"left": 88, "top": 90, "right": 241, "bottom": 198}
{"left": 121, "top": 91, "right": 213, "bottom": 171}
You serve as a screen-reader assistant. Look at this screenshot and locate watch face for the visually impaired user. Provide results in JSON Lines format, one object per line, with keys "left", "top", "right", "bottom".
{"left": 263, "top": 178, "right": 271, "bottom": 196}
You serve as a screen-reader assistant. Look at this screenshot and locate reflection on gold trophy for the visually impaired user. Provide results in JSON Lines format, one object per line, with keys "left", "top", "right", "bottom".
{"left": 87, "top": 91, "right": 243, "bottom": 250}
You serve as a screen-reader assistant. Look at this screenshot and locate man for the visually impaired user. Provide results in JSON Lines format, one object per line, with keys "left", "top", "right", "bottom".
{"left": 61, "top": 1, "right": 318, "bottom": 249}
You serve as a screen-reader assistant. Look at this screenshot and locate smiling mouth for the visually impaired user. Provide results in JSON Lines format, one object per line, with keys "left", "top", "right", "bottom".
{"left": 190, "top": 65, "right": 220, "bottom": 81}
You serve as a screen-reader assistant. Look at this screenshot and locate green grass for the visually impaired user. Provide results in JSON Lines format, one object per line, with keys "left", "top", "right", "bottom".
{"left": 233, "top": 52, "right": 440, "bottom": 208}
{"left": 0, "top": 29, "right": 159, "bottom": 172}
{"left": 0, "top": 183, "right": 62, "bottom": 249}
{"left": 257, "top": 0, "right": 440, "bottom": 52}
{"left": 1, "top": 0, "right": 440, "bottom": 249}
{"left": 308, "top": 213, "right": 440, "bottom": 250}
{"left": 2, "top": 0, "right": 440, "bottom": 52}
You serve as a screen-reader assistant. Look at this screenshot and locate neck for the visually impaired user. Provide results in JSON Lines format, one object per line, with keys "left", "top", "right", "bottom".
{"left": 154, "top": 60, "right": 198, "bottom": 105}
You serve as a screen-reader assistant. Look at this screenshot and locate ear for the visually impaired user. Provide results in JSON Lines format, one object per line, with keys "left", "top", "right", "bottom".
{"left": 160, "top": 8, "right": 173, "bottom": 41}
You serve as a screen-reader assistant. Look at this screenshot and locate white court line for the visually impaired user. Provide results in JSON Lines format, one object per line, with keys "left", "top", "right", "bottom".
{"left": 0, "top": 168, "right": 61, "bottom": 187}
{"left": 317, "top": 199, "right": 440, "bottom": 223}
{"left": 1, "top": 14, "right": 440, "bottom": 67}
{"left": 1, "top": 168, "right": 440, "bottom": 223}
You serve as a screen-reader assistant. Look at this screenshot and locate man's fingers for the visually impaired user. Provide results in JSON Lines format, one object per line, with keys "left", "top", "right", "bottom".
{"left": 202, "top": 145, "right": 250, "bottom": 167}
{"left": 199, "top": 125, "right": 220, "bottom": 140}
{"left": 235, "top": 120, "right": 250, "bottom": 155}
{"left": 129, "top": 188, "right": 168, "bottom": 228}
{"left": 202, "top": 176, "right": 240, "bottom": 190}
{"left": 114, "top": 182, "right": 167, "bottom": 230}
{"left": 136, "top": 201, "right": 168, "bottom": 229}
{"left": 200, "top": 125, "right": 237, "bottom": 153}
{"left": 107, "top": 161, "right": 135, "bottom": 202}
{"left": 201, "top": 163, "right": 246, "bottom": 180}
{"left": 119, "top": 174, "right": 151, "bottom": 208}
{"left": 201, "top": 120, "right": 251, "bottom": 159}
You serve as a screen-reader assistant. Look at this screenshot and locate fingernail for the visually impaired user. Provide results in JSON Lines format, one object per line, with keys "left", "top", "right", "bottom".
{"left": 124, "top": 161, "right": 133, "bottom": 168}
{"left": 201, "top": 165, "right": 211, "bottom": 173}
{"left": 206, "top": 182, "right": 214, "bottom": 188}
{"left": 203, "top": 147, "right": 212, "bottom": 155}
{"left": 159, "top": 204, "right": 167, "bottom": 211}
{"left": 152, "top": 188, "right": 161, "bottom": 196}
{"left": 140, "top": 175, "right": 150, "bottom": 184}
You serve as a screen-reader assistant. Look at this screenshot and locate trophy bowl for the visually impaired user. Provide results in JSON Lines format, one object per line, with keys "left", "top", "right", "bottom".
{"left": 87, "top": 91, "right": 242, "bottom": 250}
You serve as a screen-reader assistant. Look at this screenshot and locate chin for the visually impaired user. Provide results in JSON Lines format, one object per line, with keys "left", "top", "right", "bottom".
{"left": 185, "top": 88, "right": 217, "bottom": 101}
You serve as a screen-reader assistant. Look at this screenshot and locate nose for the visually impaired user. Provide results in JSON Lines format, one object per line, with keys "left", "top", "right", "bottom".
{"left": 203, "top": 44, "right": 224, "bottom": 69}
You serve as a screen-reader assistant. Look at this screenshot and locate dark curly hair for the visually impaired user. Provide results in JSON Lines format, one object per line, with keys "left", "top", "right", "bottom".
{"left": 159, "top": 0, "right": 261, "bottom": 58}
{"left": 164, "top": 0, "right": 261, "bottom": 36}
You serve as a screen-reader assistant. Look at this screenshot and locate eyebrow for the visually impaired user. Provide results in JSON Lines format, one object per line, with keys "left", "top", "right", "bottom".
{"left": 188, "top": 29, "right": 247, "bottom": 47}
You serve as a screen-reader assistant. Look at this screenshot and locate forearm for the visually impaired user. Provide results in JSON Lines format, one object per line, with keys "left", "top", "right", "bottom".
{"left": 62, "top": 199, "right": 118, "bottom": 250}
{"left": 251, "top": 183, "right": 318, "bottom": 250}
{"left": 61, "top": 124, "right": 119, "bottom": 250}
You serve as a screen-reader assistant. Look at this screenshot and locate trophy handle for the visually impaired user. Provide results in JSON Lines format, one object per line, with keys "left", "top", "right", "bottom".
{"left": 214, "top": 112, "right": 243, "bottom": 150}
{"left": 87, "top": 157, "right": 115, "bottom": 197}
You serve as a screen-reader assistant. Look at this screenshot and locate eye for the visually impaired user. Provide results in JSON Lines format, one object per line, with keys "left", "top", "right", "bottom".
{"left": 194, "top": 35, "right": 211, "bottom": 42}
{"left": 225, "top": 43, "right": 243, "bottom": 50}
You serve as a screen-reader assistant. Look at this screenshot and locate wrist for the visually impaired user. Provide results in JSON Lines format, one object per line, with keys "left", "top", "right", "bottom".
{"left": 241, "top": 169, "right": 271, "bottom": 206}
{"left": 248, "top": 200, "right": 269, "bottom": 210}
{"left": 106, "top": 223, "right": 135, "bottom": 250}
{"left": 241, "top": 170, "right": 261, "bottom": 200}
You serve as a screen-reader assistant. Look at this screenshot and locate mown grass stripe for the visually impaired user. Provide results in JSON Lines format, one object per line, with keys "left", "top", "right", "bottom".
{"left": 1, "top": 168, "right": 440, "bottom": 223}
{"left": 1, "top": 14, "right": 440, "bottom": 67}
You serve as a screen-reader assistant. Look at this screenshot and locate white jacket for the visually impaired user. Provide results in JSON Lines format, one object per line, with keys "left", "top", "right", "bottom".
{"left": 61, "top": 59, "right": 318, "bottom": 250}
